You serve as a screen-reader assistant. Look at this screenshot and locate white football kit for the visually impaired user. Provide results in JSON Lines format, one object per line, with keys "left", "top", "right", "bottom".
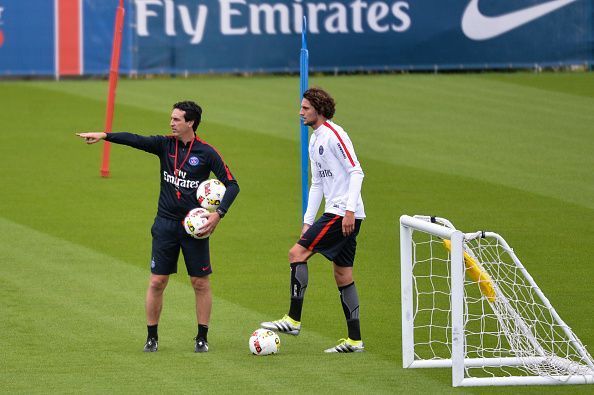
{"left": 303, "top": 120, "right": 366, "bottom": 225}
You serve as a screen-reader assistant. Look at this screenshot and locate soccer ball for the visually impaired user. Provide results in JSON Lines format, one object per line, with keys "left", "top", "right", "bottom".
{"left": 196, "top": 179, "right": 226, "bottom": 211}
{"left": 183, "top": 207, "right": 210, "bottom": 239}
{"left": 249, "top": 328, "right": 280, "bottom": 356}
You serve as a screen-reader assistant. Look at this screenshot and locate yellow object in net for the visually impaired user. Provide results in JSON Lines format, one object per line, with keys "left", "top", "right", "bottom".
{"left": 443, "top": 239, "right": 496, "bottom": 303}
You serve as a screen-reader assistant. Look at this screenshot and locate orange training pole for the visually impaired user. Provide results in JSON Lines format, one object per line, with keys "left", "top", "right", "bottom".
{"left": 101, "top": 0, "right": 125, "bottom": 177}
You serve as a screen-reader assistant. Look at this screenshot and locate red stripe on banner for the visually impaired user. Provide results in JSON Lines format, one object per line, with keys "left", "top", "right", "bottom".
{"left": 308, "top": 215, "right": 341, "bottom": 251}
{"left": 58, "top": 0, "right": 81, "bottom": 75}
{"left": 324, "top": 122, "right": 356, "bottom": 167}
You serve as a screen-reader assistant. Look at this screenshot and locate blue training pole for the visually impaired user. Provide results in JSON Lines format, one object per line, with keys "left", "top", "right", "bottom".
{"left": 299, "top": 16, "right": 309, "bottom": 217}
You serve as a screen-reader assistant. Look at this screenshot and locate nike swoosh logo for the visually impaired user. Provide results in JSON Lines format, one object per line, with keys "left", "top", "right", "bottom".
{"left": 462, "top": 0, "right": 579, "bottom": 41}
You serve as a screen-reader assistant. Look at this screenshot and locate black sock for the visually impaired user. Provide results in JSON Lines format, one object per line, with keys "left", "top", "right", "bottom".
{"left": 346, "top": 319, "right": 361, "bottom": 341}
{"left": 289, "top": 299, "right": 304, "bottom": 322}
{"left": 197, "top": 324, "right": 209, "bottom": 341}
{"left": 288, "top": 262, "right": 308, "bottom": 321}
{"left": 339, "top": 282, "right": 361, "bottom": 341}
{"left": 147, "top": 324, "right": 158, "bottom": 340}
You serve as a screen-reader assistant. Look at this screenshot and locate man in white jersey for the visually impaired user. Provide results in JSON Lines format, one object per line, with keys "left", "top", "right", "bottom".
{"left": 261, "top": 87, "right": 366, "bottom": 353}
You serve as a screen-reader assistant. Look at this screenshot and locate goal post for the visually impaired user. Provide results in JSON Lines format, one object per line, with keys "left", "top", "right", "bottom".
{"left": 400, "top": 214, "right": 594, "bottom": 387}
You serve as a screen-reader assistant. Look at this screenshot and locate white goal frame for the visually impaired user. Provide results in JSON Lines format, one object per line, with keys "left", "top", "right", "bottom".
{"left": 400, "top": 214, "right": 594, "bottom": 387}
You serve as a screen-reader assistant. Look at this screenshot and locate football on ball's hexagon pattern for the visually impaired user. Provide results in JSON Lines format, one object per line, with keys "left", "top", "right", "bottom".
{"left": 196, "top": 179, "right": 226, "bottom": 211}
{"left": 249, "top": 328, "right": 280, "bottom": 356}
{"left": 183, "top": 207, "right": 210, "bottom": 239}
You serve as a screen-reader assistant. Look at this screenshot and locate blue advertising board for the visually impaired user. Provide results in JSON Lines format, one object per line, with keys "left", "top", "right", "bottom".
{"left": 0, "top": 1, "right": 55, "bottom": 76}
{"left": 82, "top": 0, "right": 134, "bottom": 75}
{"left": 0, "top": 0, "right": 592, "bottom": 76}
{"left": 130, "top": 0, "right": 592, "bottom": 73}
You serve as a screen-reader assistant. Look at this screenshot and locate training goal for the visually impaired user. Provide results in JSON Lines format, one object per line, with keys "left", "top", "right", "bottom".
{"left": 400, "top": 215, "right": 594, "bottom": 387}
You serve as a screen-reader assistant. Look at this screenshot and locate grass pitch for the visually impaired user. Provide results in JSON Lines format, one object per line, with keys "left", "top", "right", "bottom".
{"left": 1, "top": 72, "right": 593, "bottom": 394}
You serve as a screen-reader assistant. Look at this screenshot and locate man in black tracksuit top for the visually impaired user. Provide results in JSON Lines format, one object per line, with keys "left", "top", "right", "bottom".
{"left": 77, "top": 101, "right": 239, "bottom": 353}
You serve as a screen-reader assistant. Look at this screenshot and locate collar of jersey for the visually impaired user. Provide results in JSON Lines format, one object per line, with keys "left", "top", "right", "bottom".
{"left": 184, "top": 135, "right": 200, "bottom": 147}
{"left": 313, "top": 123, "right": 326, "bottom": 136}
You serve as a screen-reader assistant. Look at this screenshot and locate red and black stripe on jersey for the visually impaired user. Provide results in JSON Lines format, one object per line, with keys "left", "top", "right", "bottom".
{"left": 105, "top": 132, "right": 239, "bottom": 220}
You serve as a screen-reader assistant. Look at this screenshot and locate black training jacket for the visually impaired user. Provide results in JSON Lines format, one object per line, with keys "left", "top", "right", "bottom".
{"left": 105, "top": 132, "right": 239, "bottom": 220}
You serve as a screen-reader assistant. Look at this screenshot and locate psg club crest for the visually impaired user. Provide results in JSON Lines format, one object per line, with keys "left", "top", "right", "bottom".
{"left": 189, "top": 156, "right": 200, "bottom": 166}
{"left": 319, "top": 145, "right": 324, "bottom": 155}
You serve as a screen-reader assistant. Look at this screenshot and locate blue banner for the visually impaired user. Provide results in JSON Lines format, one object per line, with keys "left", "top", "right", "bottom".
{"left": 0, "top": 0, "right": 592, "bottom": 76}
{"left": 0, "top": 1, "right": 55, "bottom": 76}
{"left": 130, "top": 0, "right": 592, "bottom": 73}
{"left": 82, "top": 0, "right": 134, "bottom": 75}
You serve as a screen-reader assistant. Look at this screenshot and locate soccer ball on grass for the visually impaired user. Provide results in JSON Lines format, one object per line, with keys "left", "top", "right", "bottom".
{"left": 196, "top": 179, "right": 226, "bottom": 211}
{"left": 249, "top": 328, "right": 280, "bottom": 356}
{"left": 183, "top": 207, "right": 210, "bottom": 239}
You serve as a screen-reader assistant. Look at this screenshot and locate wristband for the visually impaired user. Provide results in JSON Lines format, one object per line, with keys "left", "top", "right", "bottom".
{"left": 216, "top": 208, "right": 226, "bottom": 218}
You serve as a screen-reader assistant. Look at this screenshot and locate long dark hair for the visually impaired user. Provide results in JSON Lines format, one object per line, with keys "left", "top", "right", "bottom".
{"left": 303, "top": 87, "right": 335, "bottom": 119}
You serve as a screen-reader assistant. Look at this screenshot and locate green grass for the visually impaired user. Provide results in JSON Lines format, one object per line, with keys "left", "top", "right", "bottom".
{"left": 0, "top": 72, "right": 593, "bottom": 393}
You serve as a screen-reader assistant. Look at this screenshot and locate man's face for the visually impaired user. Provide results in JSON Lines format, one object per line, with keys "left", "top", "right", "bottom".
{"left": 170, "top": 108, "right": 193, "bottom": 136}
{"left": 300, "top": 98, "right": 320, "bottom": 127}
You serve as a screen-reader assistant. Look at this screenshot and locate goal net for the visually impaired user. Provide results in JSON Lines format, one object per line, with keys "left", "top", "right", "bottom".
{"left": 400, "top": 215, "right": 594, "bottom": 387}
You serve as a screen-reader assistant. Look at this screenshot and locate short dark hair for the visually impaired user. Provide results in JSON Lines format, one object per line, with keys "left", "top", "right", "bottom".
{"left": 303, "top": 87, "right": 335, "bottom": 119}
{"left": 173, "top": 101, "right": 202, "bottom": 131}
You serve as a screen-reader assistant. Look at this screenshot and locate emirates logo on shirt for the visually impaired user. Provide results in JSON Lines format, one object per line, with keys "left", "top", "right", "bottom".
{"left": 318, "top": 169, "right": 333, "bottom": 178}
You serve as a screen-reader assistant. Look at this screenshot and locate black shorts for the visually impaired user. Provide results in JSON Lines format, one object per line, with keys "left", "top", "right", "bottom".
{"left": 297, "top": 213, "right": 363, "bottom": 267}
{"left": 150, "top": 216, "right": 211, "bottom": 277}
